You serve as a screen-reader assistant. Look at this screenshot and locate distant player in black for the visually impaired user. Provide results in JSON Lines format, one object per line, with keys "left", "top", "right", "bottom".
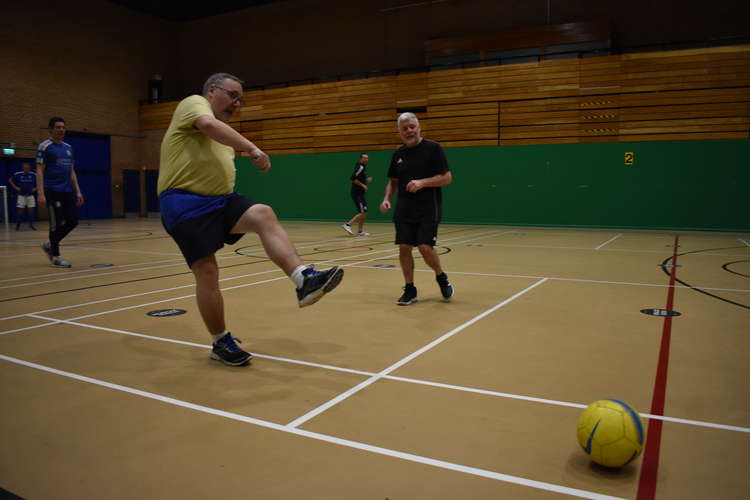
{"left": 342, "top": 153, "right": 373, "bottom": 236}
{"left": 380, "top": 112, "right": 454, "bottom": 305}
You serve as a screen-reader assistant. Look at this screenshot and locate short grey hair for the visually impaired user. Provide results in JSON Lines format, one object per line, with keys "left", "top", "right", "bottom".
{"left": 397, "top": 112, "right": 419, "bottom": 126}
{"left": 202, "top": 73, "right": 244, "bottom": 94}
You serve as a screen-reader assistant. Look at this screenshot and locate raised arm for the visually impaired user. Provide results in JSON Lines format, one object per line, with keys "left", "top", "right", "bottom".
{"left": 194, "top": 115, "right": 270, "bottom": 172}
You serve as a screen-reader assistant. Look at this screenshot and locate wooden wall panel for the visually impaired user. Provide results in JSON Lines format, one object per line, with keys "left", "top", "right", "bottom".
{"left": 140, "top": 46, "right": 750, "bottom": 154}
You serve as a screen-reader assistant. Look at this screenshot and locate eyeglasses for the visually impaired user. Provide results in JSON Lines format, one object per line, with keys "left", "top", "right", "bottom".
{"left": 215, "top": 85, "right": 245, "bottom": 106}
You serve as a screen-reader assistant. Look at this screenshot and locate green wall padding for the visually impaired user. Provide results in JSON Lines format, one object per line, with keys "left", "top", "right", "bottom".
{"left": 235, "top": 140, "right": 750, "bottom": 232}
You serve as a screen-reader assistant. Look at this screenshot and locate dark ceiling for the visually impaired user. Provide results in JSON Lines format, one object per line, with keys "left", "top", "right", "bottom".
{"left": 108, "top": 0, "right": 285, "bottom": 22}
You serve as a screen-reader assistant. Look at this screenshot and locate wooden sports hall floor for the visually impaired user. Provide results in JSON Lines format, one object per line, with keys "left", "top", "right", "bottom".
{"left": 1, "top": 219, "right": 748, "bottom": 500}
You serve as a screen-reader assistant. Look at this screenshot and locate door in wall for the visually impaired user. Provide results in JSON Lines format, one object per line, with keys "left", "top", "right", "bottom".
{"left": 123, "top": 169, "right": 141, "bottom": 217}
{"left": 64, "top": 132, "right": 112, "bottom": 219}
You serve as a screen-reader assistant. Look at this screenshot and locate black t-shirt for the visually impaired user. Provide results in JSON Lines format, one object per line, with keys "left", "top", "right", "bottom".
{"left": 350, "top": 162, "right": 368, "bottom": 195}
{"left": 387, "top": 139, "right": 450, "bottom": 222}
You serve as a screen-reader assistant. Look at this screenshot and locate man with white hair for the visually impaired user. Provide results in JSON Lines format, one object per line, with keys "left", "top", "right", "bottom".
{"left": 380, "top": 112, "right": 453, "bottom": 305}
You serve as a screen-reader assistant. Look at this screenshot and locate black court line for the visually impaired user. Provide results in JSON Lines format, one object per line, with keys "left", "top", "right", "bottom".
{"left": 660, "top": 246, "right": 750, "bottom": 310}
{"left": 0, "top": 487, "right": 25, "bottom": 500}
{"left": 722, "top": 260, "right": 750, "bottom": 278}
{"left": 0, "top": 227, "right": 474, "bottom": 303}
{"left": 236, "top": 245, "right": 452, "bottom": 261}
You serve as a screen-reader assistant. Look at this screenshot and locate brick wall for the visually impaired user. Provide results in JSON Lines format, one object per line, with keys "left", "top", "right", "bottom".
{"left": 178, "top": 0, "right": 750, "bottom": 91}
{"left": 0, "top": 1, "right": 178, "bottom": 216}
{"left": 2, "top": 0, "right": 747, "bottom": 217}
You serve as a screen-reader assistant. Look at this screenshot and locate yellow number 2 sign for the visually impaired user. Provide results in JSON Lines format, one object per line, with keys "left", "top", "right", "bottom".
{"left": 625, "top": 152, "right": 634, "bottom": 166}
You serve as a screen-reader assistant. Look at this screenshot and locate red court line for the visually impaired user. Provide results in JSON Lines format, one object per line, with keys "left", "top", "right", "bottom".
{"left": 636, "top": 235, "right": 679, "bottom": 500}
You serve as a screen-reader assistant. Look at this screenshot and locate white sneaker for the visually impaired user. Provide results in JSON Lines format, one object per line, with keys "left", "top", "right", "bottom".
{"left": 342, "top": 224, "right": 354, "bottom": 235}
{"left": 52, "top": 256, "right": 72, "bottom": 268}
{"left": 357, "top": 231, "right": 370, "bottom": 236}
{"left": 41, "top": 242, "right": 53, "bottom": 261}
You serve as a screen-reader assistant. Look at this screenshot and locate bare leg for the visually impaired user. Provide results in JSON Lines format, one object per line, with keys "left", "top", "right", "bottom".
{"left": 417, "top": 244, "right": 444, "bottom": 275}
{"left": 399, "top": 244, "right": 415, "bottom": 284}
{"left": 356, "top": 212, "right": 367, "bottom": 233}
{"left": 346, "top": 212, "right": 364, "bottom": 227}
{"left": 231, "top": 204, "right": 303, "bottom": 275}
{"left": 191, "top": 254, "right": 225, "bottom": 336}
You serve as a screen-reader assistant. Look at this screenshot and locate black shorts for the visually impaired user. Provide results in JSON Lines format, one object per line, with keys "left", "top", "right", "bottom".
{"left": 164, "top": 194, "right": 255, "bottom": 268}
{"left": 351, "top": 192, "right": 367, "bottom": 213}
{"left": 394, "top": 220, "right": 440, "bottom": 247}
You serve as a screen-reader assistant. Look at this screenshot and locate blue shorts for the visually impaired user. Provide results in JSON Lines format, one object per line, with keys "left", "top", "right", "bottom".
{"left": 160, "top": 190, "right": 256, "bottom": 267}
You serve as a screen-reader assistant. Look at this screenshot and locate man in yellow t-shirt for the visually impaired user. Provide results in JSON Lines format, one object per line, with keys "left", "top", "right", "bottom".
{"left": 158, "top": 72, "right": 344, "bottom": 366}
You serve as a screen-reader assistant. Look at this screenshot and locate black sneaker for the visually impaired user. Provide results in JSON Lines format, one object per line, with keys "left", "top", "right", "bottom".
{"left": 211, "top": 333, "right": 252, "bottom": 366}
{"left": 41, "top": 242, "right": 53, "bottom": 262}
{"left": 397, "top": 284, "right": 418, "bottom": 306}
{"left": 29, "top": 224, "right": 36, "bottom": 230}
{"left": 15, "top": 223, "right": 20, "bottom": 231}
{"left": 296, "top": 265, "right": 344, "bottom": 307}
{"left": 437, "top": 273, "right": 454, "bottom": 300}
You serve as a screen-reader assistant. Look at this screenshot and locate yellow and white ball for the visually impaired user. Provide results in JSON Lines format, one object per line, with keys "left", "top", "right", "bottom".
{"left": 577, "top": 399, "right": 645, "bottom": 467}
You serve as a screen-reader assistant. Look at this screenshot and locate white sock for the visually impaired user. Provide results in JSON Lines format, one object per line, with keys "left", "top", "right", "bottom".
{"left": 291, "top": 265, "right": 308, "bottom": 288}
{"left": 211, "top": 331, "right": 229, "bottom": 344}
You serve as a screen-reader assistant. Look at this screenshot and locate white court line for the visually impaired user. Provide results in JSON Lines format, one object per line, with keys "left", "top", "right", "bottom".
{"left": 385, "top": 377, "right": 750, "bottom": 434}
{"left": 459, "top": 242, "right": 750, "bottom": 257}
{"left": 0, "top": 250, "right": 245, "bottom": 285}
{"left": 0, "top": 255, "right": 187, "bottom": 284}
{"left": 0, "top": 353, "right": 624, "bottom": 500}
{"left": 0, "top": 228, "right": 398, "bottom": 287}
{"left": 594, "top": 233, "right": 622, "bottom": 250}
{"left": 45, "top": 235, "right": 494, "bottom": 323}
{"left": 739, "top": 238, "right": 750, "bottom": 247}
{"left": 27, "top": 314, "right": 375, "bottom": 377}
{"left": 349, "top": 265, "right": 750, "bottom": 293}
{"left": 0, "top": 321, "right": 62, "bottom": 336}
{"left": 287, "top": 278, "right": 549, "bottom": 428}
{"left": 68, "top": 245, "right": 182, "bottom": 256}
{"left": 12, "top": 314, "right": 750, "bottom": 435}
{"left": 0, "top": 259, "right": 202, "bottom": 290}
{"left": 0, "top": 228, "right": 506, "bottom": 321}
{"left": 2, "top": 230, "right": 505, "bottom": 324}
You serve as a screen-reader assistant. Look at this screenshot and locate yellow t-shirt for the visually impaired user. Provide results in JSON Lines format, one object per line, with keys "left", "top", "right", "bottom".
{"left": 157, "top": 95, "right": 236, "bottom": 196}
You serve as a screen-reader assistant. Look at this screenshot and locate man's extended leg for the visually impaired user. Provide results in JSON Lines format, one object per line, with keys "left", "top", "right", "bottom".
{"left": 231, "top": 204, "right": 303, "bottom": 274}
{"left": 231, "top": 204, "right": 343, "bottom": 307}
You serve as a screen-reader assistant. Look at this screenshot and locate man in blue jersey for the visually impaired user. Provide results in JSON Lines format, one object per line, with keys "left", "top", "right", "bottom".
{"left": 342, "top": 153, "right": 373, "bottom": 237}
{"left": 8, "top": 162, "right": 37, "bottom": 231}
{"left": 36, "top": 117, "right": 85, "bottom": 268}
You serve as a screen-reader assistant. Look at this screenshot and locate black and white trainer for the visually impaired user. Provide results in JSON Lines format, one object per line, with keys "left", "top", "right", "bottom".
{"left": 211, "top": 333, "right": 252, "bottom": 366}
